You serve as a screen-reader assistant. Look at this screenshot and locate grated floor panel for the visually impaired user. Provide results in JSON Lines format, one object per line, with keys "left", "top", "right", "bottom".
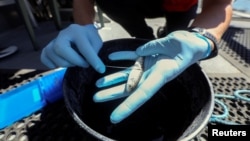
{"left": 219, "top": 27, "right": 250, "bottom": 77}
{"left": 191, "top": 73, "right": 250, "bottom": 141}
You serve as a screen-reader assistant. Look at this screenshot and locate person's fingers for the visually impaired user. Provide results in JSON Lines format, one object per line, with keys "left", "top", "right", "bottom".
{"left": 53, "top": 36, "right": 90, "bottom": 68}
{"left": 96, "top": 69, "right": 130, "bottom": 88}
{"left": 41, "top": 40, "right": 60, "bottom": 68}
{"left": 108, "top": 51, "right": 138, "bottom": 61}
{"left": 41, "top": 48, "right": 56, "bottom": 68}
{"left": 110, "top": 71, "right": 165, "bottom": 124}
{"left": 93, "top": 84, "right": 129, "bottom": 102}
{"left": 74, "top": 36, "right": 105, "bottom": 73}
{"left": 110, "top": 58, "right": 179, "bottom": 124}
{"left": 43, "top": 41, "right": 74, "bottom": 67}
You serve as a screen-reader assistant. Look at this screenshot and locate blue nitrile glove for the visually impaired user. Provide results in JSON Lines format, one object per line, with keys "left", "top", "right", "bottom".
{"left": 41, "top": 24, "right": 105, "bottom": 73}
{"left": 93, "top": 30, "right": 213, "bottom": 124}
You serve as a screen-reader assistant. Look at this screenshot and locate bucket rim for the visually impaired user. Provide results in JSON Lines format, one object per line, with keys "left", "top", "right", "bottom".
{"left": 62, "top": 38, "right": 215, "bottom": 141}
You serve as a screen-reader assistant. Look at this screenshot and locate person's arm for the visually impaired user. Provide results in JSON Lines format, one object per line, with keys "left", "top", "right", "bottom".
{"left": 73, "top": 0, "right": 96, "bottom": 25}
{"left": 191, "top": 0, "right": 233, "bottom": 50}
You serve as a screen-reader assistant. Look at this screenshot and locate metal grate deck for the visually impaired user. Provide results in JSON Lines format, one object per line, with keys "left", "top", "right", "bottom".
{"left": 191, "top": 73, "right": 250, "bottom": 141}
{"left": 218, "top": 27, "right": 250, "bottom": 77}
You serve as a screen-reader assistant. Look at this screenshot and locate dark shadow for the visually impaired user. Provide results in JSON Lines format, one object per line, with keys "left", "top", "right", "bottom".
{"left": 220, "top": 27, "right": 250, "bottom": 65}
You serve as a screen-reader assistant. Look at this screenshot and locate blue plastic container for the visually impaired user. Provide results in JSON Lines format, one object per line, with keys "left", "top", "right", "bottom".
{"left": 0, "top": 68, "right": 66, "bottom": 129}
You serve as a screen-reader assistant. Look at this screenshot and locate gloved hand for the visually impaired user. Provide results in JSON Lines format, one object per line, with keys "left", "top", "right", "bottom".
{"left": 93, "top": 30, "right": 213, "bottom": 124}
{"left": 41, "top": 24, "right": 105, "bottom": 73}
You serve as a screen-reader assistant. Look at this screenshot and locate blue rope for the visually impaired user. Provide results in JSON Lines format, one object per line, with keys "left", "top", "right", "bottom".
{"left": 234, "top": 90, "right": 250, "bottom": 102}
{"left": 209, "top": 89, "right": 250, "bottom": 125}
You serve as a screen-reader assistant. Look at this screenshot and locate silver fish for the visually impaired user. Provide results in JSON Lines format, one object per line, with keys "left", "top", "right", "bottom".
{"left": 125, "top": 57, "right": 144, "bottom": 93}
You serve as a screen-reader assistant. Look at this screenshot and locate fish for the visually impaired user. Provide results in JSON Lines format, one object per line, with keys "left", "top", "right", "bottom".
{"left": 125, "top": 57, "right": 144, "bottom": 93}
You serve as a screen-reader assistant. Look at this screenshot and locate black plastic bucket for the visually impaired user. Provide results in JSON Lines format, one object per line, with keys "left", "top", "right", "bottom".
{"left": 63, "top": 38, "right": 214, "bottom": 141}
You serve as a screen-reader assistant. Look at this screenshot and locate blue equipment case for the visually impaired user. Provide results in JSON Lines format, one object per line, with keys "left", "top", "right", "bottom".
{"left": 0, "top": 68, "right": 67, "bottom": 129}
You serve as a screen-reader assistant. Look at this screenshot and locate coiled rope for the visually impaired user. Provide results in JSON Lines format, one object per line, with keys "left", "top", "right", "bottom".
{"left": 209, "top": 90, "right": 250, "bottom": 125}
